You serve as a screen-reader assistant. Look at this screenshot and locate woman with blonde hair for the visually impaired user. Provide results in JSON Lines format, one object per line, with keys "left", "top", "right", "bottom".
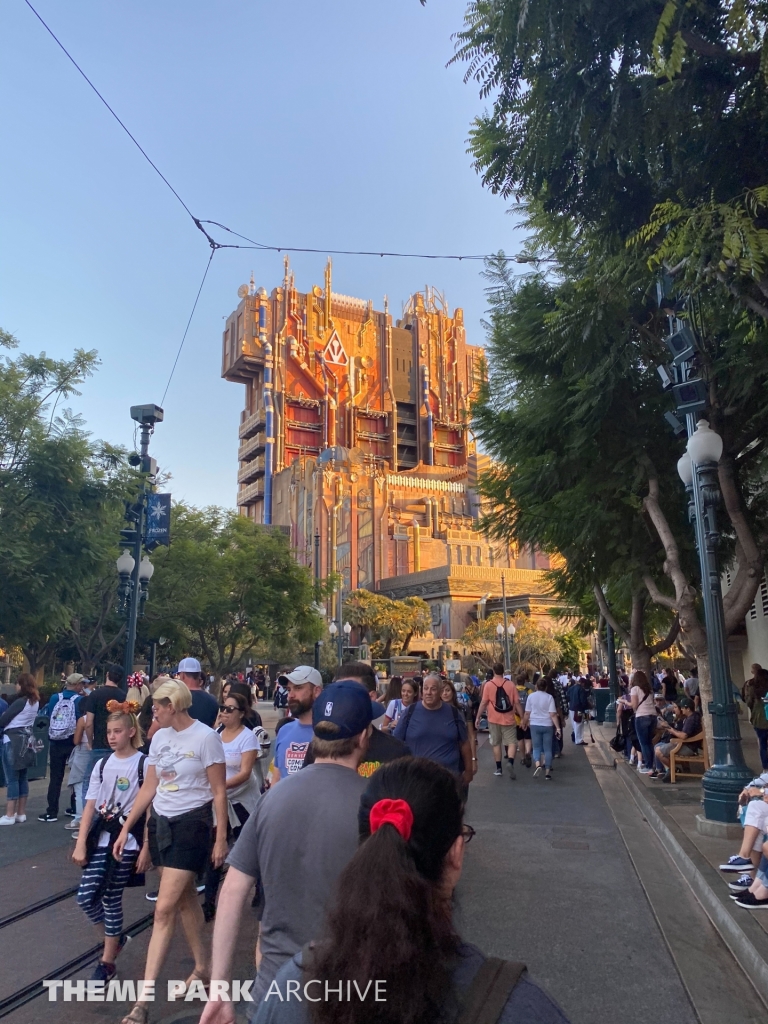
{"left": 113, "top": 679, "right": 227, "bottom": 1024}
{"left": 73, "top": 702, "right": 149, "bottom": 983}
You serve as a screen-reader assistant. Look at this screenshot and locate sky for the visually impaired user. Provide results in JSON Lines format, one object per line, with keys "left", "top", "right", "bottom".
{"left": 1, "top": 0, "right": 523, "bottom": 508}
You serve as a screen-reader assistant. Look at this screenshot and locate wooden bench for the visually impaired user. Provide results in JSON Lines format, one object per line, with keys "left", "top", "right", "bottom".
{"left": 669, "top": 732, "right": 709, "bottom": 782}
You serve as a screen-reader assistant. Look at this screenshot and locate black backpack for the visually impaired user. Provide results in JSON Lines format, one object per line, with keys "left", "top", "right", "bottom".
{"left": 493, "top": 681, "right": 514, "bottom": 715}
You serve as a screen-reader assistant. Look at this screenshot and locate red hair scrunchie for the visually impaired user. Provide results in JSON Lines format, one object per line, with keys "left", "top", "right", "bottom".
{"left": 369, "top": 798, "right": 414, "bottom": 842}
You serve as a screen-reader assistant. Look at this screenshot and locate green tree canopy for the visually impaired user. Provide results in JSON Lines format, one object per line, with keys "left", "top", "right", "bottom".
{"left": 144, "top": 506, "right": 323, "bottom": 677}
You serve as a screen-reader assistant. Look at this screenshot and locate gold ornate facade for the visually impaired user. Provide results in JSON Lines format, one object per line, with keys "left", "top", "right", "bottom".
{"left": 221, "top": 261, "right": 551, "bottom": 640}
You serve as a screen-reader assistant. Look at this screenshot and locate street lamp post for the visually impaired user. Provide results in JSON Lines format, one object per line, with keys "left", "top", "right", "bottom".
{"left": 343, "top": 621, "right": 352, "bottom": 658}
{"left": 501, "top": 572, "right": 512, "bottom": 670}
{"left": 117, "top": 404, "right": 162, "bottom": 678}
{"left": 604, "top": 624, "right": 620, "bottom": 724}
{"left": 677, "top": 420, "right": 751, "bottom": 822}
{"left": 314, "top": 531, "right": 321, "bottom": 671}
{"left": 328, "top": 621, "right": 341, "bottom": 666}
{"left": 495, "top": 622, "right": 504, "bottom": 665}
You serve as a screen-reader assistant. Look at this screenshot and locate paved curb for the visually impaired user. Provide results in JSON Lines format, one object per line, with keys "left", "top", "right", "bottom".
{"left": 591, "top": 739, "right": 768, "bottom": 1012}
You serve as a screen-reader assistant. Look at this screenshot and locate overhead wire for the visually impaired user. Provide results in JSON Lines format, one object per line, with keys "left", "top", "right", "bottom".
{"left": 21, "top": 0, "right": 549, "bottom": 404}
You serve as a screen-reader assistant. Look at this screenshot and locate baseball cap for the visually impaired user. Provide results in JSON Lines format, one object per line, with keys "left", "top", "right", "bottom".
{"left": 66, "top": 673, "right": 85, "bottom": 686}
{"left": 312, "top": 681, "right": 376, "bottom": 739}
{"left": 279, "top": 665, "right": 322, "bottom": 688}
{"left": 678, "top": 697, "right": 694, "bottom": 709}
{"left": 177, "top": 657, "right": 202, "bottom": 673}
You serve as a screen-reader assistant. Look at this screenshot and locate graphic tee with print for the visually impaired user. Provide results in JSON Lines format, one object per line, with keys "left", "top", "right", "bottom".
{"left": 273, "top": 720, "right": 314, "bottom": 777}
{"left": 148, "top": 719, "right": 225, "bottom": 817}
{"left": 85, "top": 750, "right": 144, "bottom": 851}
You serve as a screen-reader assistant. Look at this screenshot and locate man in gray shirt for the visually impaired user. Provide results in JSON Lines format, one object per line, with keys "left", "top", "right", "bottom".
{"left": 199, "top": 681, "right": 376, "bottom": 1024}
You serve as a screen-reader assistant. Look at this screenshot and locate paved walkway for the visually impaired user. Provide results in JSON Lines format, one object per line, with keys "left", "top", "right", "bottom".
{"left": 2, "top": 705, "right": 764, "bottom": 1024}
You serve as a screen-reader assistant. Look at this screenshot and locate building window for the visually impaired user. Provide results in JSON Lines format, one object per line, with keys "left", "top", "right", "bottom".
{"left": 465, "top": 546, "right": 472, "bottom": 564}
{"left": 455, "top": 546, "right": 462, "bottom": 565}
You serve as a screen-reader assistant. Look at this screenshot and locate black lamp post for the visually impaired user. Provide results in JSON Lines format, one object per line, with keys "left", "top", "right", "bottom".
{"left": 677, "top": 420, "right": 752, "bottom": 822}
{"left": 117, "top": 404, "right": 162, "bottom": 679}
{"left": 604, "top": 624, "right": 620, "bottom": 724}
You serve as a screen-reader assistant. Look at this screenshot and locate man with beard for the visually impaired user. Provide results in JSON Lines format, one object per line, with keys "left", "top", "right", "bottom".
{"left": 270, "top": 667, "right": 323, "bottom": 783}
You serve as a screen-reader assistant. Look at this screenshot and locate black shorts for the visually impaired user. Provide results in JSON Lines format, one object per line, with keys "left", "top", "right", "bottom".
{"left": 148, "top": 804, "right": 213, "bottom": 874}
{"left": 516, "top": 725, "right": 531, "bottom": 741}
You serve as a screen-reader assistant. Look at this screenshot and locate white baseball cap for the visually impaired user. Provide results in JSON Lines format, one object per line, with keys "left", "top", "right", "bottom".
{"left": 177, "top": 657, "right": 202, "bottom": 673}
{"left": 279, "top": 665, "right": 322, "bottom": 688}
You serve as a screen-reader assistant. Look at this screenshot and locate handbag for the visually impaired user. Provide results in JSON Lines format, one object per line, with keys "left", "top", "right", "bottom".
{"left": 6, "top": 727, "right": 41, "bottom": 771}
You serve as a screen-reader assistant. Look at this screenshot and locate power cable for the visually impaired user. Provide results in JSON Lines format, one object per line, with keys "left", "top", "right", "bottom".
{"left": 160, "top": 249, "right": 216, "bottom": 405}
{"left": 21, "top": 0, "right": 547, "bottom": 266}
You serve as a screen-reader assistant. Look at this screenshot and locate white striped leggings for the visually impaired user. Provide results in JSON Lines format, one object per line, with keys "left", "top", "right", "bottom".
{"left": 77, "top": 847, "right": 138, "bottom": 936}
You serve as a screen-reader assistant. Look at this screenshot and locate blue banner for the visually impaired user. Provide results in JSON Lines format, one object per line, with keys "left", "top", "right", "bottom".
{"left": 146, "top": 493, "right": 171, "bottom": 546}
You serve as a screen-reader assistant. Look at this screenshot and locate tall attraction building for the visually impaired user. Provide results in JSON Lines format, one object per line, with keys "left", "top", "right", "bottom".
{"left": 222, "top": 260, "right": 552, "bottom": 642}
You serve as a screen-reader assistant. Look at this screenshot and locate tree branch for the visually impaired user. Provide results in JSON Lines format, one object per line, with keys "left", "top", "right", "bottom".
{"left": 592, "top": 585, "right": 630, "bottom": 646}
{"left": 679, "top": 29, "right": 760, "bottom": 67}
{"left": 643, "top": 574, "right": 678, "bottom": 610}
{"left": 649, "top": 614, "right": 681, "bottom": 655}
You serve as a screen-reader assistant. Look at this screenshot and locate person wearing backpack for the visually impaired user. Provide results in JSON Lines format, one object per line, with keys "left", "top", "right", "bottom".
{"left": 38, "top": 672, "right": 87, "bottom": 823}
{"left": 249, "top": 758, "right": 570, "bottom": 1024}
{"left": 475, "top": 663, "right": 522, "bottom": 778}
{"left": 72, "top": 702, "right": 150, "bottom": 984}
{"left": 394, "top": 673, "right": 473, "bottom": 792}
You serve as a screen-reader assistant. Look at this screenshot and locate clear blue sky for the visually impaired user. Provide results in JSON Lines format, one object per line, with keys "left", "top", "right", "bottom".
{"left": 1, "top": 0, "right": 521, "bottom": 507}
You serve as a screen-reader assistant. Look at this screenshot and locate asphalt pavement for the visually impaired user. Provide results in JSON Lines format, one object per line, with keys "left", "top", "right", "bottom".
{"left": 1, "top": 712, "right": 754, "bottom": 1024}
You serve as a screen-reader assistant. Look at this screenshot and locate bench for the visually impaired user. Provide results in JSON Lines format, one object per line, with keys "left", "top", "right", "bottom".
{"left": 669, "top": 731, "right": 709, "bottom": 782}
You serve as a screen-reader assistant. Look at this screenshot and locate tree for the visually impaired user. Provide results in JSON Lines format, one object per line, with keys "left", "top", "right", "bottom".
{"left": 0, "top": 329, "right": 130, "bottom": 674}
{"left": 144, "top": 505, "right": 323, "bottom": 678}
{"left": 344, "top": 591, "right": 431, "bottom": 658}
{"left": 461, "top": 612, "right": 507, "bottom": 669}
{"left": 461, "top": 611, "right": 562, "bottom": 672}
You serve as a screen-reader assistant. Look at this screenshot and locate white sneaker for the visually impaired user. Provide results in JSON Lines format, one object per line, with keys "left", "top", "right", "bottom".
{"left": 64, "top": 819, "right": 80, "bottom": 830}
{"left": 0, "top": 815, "right": 15, "bottom": 825}
{"left": 15, "top": 814, "right": 26, "bottom": 823}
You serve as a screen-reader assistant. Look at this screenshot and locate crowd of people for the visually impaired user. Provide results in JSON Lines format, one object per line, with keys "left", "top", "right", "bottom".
{"left": 0, "top": 657, "right": 575, "bottom": 1024}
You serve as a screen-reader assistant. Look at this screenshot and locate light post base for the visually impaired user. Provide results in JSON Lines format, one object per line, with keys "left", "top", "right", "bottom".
{"left": 701, "top": 762, "right": 753, "bottom": 824}
{"left": 694, "top": 813, "right": 743, "bottom": 840}
{"left": 604, "top": 700, "right": 617, "bottom": 725}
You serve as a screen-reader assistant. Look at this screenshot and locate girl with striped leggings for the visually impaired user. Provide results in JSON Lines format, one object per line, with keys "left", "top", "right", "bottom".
{"left": 73, "top": 703, "right": 150, "bottom": 984}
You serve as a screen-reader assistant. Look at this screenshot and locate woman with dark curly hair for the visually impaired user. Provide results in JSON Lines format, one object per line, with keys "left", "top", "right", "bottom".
{"left": 254, "top": 757, "right": 569, "bottom": 1024}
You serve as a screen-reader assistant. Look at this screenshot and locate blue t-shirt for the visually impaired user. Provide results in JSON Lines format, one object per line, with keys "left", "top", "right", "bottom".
{"left": 43, "top": 689, "right": 86, "bottom": 719}
{"left": 189, "top": 688, "right": 219, "bottom": 728}
{"left": 393, "top": 701, "right": 467, "bottom": 772}
{"left": 0, "top": 697, "right": 8, "bottom": 716}
{"left": 273, "top": 720, "right": 315, "bottom": 777}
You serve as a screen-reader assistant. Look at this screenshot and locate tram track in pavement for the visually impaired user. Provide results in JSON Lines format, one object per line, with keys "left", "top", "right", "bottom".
{"left": 0, "top": 886, "right": 79, "bottom": 931}
{"left": 0, "top": 909, "right": 156, "bottom": 1018}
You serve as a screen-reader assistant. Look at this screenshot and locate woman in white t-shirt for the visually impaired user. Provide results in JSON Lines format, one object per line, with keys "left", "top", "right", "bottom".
{"left": 383, "top": 678, "right": 418, "bottom": 732}
{"left": 113, "top": 679, "right": 227, "bottom": 1024}
{"left": 630, "top": 671, "right": 658, "bottom": 774}
{"left": 203, "top": 691, "right": 261, "bottom": 920}
{"left": 0, "top": 674, "right": 41, "bottom": 824}
{"left": 521, "top": 678, "right": 561, "bottom": 781}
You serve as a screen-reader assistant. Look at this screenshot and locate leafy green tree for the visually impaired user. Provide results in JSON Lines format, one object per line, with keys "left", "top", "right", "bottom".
{"left": 0, "top": 330, "right": 129, "bottom": 674}
{"left": 344, "top": 591, "right": 431, "bottom": 658}
{"left": 144, "top": 505, "right": 323, "bottom": 678}
{"left": 461, "top": 611, "right": 562, "bottom": 672}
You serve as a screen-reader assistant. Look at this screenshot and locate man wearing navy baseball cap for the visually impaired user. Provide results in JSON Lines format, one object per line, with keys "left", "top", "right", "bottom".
{"left": 204, "top": 682, "right": 375, "bottom": 1019}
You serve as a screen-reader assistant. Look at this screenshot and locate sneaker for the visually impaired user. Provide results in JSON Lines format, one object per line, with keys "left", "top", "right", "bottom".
{"left": 638, "top": 767, "right": 652, "bottom": 774}
{"left": 729, "top": 874, "right": 755, "bottom": 893}
{"left": 524, "top": 755, "right": 532, "bottom": 768}
{"left": 648, "top": 770, "right": 660, "bottom": 779}
{"left": 0, "top": 815, "right": 15, "bottom": 826}
{"left": 64, "top": 808, "right": 76, "bottom": 817}
{"left": 507, "top": 764, "right": 516, "bottom": 780}
{"left": 37, "top": 813, "right": 58, "bottom": 822}
{"left": 145, "top": 890, "right": 159, "bottom": 902}
{"left": 720, "top": 855, "right": 756, "bottom": 873}
{"left": 14, "top": 814, "right": 26, "bottom": 823}
{"left": 533, "top": 764, "right": 542, "bottom": 777}
{"left": 64, "top": 819, "right": 80, "bottom": 830}
{"left": 90, "top": 962, "right": 117, "bottom": 983}
{"left": 734, "top": 891, "right": 768, "bottom": 909}
{"left": 493, "top": 768, "right": 503, "bottom": 777}
{"left": 545, "top": 771, "right": 552, "bottom": 781}
{"left": 70, "top": 830, "right": 80, "bottom": 840}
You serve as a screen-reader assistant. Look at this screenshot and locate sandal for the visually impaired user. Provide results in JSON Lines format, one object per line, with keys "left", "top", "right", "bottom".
{"left": 120, "top": 1004, "right": 148, "bottom": 1024}
{"left": 184, "top": 968, "right": 210, "bottom": 994}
